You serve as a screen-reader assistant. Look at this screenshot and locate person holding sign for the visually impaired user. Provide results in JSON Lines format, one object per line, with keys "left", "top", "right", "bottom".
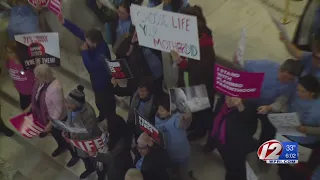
{"left": 4, "top": 40, "right": 35, "bottom": 110}
{"left": 112, "top": 77, "right": 157, "bottom": 140}
{"left": 172, "top": 5, "right": 216, "bottom": 141}
{"left": 243, "top": 59, "right": 303, "bottom": 145}
{"left": 210, "top": 96, "right": 258, "bottom": 180}
{"left": 134, "top": 132, "right": 170, "bottom": 180}
{"left": 90, "top": 113, "right": 133, "bottom": 180}
{"left": 25, "top": 64, "right": 71, "bottom": 158}
{"left": 155, "top": 95, "right": 194, "bottom": 180}
{"left": 65, "top": 85, "right": 102, "bottom": 179}
{"left": 280, "top": 28, "right": 320, "bottom": 80}
{"left": 270, "top": 75, "right": 320, "bottom": 147}
{"left": 57, "top": 13, "right": 116, "bottom": 123}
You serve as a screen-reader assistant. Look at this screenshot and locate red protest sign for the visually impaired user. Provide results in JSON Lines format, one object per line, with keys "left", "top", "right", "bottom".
{"left": 10, "top": 113, "right": 45, "bottom": 138}
{"left": 28, "top": 0, "right": 50, "bottom": 8}
{"left": 64, "top": 135, "right": 105, "bottom": 153}
{"left": 135, "top": 110, "right": 166, "bottom": 148}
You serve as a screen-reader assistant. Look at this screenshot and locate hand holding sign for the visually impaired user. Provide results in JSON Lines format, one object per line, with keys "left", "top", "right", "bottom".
{"left": 269, "top": 13, "right": 290, "bottom": 42}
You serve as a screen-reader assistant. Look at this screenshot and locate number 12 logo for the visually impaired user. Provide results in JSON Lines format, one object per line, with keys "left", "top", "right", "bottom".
{"left": 257, "top": 140, "right": 283, "bottom": 160}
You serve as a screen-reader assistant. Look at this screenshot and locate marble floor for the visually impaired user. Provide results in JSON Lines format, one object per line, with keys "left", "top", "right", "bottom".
{"left": 0, "top": 0, "right": 309, "bottom": 179}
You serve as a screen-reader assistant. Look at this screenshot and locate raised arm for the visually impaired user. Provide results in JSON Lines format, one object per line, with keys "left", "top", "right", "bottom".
{"left": 58, "top": 14, "right": 86, "bottom": 41}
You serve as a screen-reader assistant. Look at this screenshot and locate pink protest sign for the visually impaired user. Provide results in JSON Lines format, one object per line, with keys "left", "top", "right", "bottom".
{"left": 214, "top": 64, "right": 264, "bottom": 98}
{"left": 10, "top": 113, "right": 44, "bottom": 138}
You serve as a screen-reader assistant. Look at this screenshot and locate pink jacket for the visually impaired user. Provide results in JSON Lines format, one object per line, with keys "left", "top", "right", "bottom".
{"left": 45, "top": 79, "right": 67, "bottom": 120}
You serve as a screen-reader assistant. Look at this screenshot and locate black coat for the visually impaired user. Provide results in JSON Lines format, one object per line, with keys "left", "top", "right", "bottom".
{"left": 96, "top": 115, "right": 133, "bottom": 180}
{"left": 134, "top": 145, "right": 170, "bottom": 180}
{"left": 214, "top": 96, "right": 258, "bottom": 153}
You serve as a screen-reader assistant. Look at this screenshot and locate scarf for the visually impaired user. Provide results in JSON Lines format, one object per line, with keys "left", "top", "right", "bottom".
{"left": 211, "top": 103, "right": 232, "bottom": 144}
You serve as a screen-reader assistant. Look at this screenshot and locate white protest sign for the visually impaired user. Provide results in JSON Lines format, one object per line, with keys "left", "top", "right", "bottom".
{"left": 268, "top": 112, "right": 305, "bottom": 137}
{"left": 275, "top": 133, "right": 312, "bottom": 162}
{"left": 269, "top": 13, "right": 290, "bottom": 42}
{"left": 51, "top": 120, "right": 88, "bottom": 133}
{"left": 233, "top": 28, "right": 246, "bottom": 67}
{"left": 130, "top": 4, "right": 200, "bottom": 60}
{"left": 246, "top": 162, "right": 258, "bottom": 180}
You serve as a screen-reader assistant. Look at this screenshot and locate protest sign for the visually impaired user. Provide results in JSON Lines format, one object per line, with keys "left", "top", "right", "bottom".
{"left": 10, "top": 113, "right": 44, "bottom": 138}
{"left": 106, "top": 59, "right": 133, "bottom": 79}
{"left": 28, "top": 0, "right": 50, "bottom": 8}
{"left": 276, "top": 133, "right": 312, "bottom": 162}
{"left": 233, "top": 28, "right": 246, "bottom": 67}
{"left": 51, "top": 120, "right": 88, "bottom": 133}
{"left": 169, "top": 84, "right": 210, "bottom": 113}
{"left": 214, "top": 64, "right": 264, "bottom": 98}
{"left": 64, "top": 134, "right": 106, "bottom": 153}
{"left": 14, "top": 33, "right": 60, "bottom": 70}
{"left": 246, "top": 162, "right": 258, "bottom": 180}
{"left": 135, "top": 110, "right": 166, "bottom": 148}
{"left": 130, "top": 4, "right": 200, "bottom": 60}
{"left": 268, "top": 113, "right": 305, "bottom": 137}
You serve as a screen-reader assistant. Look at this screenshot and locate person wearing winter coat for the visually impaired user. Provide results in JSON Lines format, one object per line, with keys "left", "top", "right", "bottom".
{"left": 58, "top": 13, "right": 116, "bottom": 123}
{"left": 65, "top": 85, "right": 102, "bottom": 179}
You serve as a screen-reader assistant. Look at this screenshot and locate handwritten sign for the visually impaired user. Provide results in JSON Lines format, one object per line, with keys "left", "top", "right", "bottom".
{"left": 214, "top": 64, "right": 264, "bottom": 98}
{"left": 64, "top": 135, "right": 105, "bottom": 153}
{"left": 28, "top": 0, "right": 50, "bottom": 8}
{"left": 106, "top": 59, "right": 133, "bottom": 79}
{"left": 135, "top": 110, "right": 166, "bottom": 148}
{"left": 233, "top": 28, "right": 246, "bottom": 67}
{"left": 10, "top": 113, "right": 44, "bottom": 138}
{"left": 130, "top": 4, "right": 200, "bottom": 60}
{"left": 14, "top": 33, "right": 60, "bottom": 70}
{"left": 268, "top": 113, "right": 305, "bottom": 137}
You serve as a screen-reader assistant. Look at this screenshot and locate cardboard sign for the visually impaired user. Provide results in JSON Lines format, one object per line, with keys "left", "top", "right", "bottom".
{"left": 28, "top": 0, "right": 50, "bottom": 8}
{"left": 214, "top": 64, "right": 264, "bottom": 98}
{"left": 14, "top": 33, "right": 60, "bottom": 70}
{"left": 106, "top": 59, "right": 133, "bottom": 79}
{"left": 135, "top": 110, "right": 165, "bottom": 148}
{"left": 10, "top": 113, "right": 44, "bottom": 138}
{"left": 64, "top": 135, "right": 106, "bottom": 153}
{"left": 130, "top": 4, "right": 200, "bottom": 60}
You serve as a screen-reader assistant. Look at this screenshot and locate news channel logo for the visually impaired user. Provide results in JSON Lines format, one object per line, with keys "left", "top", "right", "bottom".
{"left": 257, "top": 140, "right": 298, "bottom": 164}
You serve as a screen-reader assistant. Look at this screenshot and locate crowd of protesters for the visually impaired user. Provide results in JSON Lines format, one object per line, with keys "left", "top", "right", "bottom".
{"left": 1, "top": 0, "right": 320, "bottom": 180}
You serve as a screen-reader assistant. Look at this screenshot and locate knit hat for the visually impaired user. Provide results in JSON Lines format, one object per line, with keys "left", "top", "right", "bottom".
{"left": 137, "top": 132, "right": 154, "bottom": 147}
{"left": 66, "top": 85, "right": 85, "bottom": 107}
